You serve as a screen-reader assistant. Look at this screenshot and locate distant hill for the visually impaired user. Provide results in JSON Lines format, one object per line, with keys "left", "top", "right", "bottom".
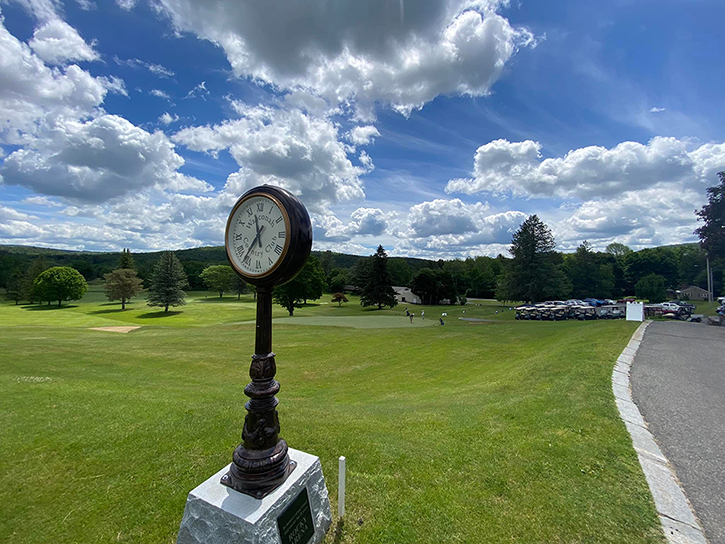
{"left": 0, "top": 244, "right": 436, "bottom": 289}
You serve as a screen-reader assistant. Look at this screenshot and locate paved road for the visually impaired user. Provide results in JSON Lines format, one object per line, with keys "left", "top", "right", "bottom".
{"left": 631, "top": 321, "right": 725, "bottom": 544}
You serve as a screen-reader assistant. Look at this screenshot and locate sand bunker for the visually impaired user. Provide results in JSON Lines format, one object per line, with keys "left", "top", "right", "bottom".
{"left": 88, "top": 326, "right": 141, "bottom": 334}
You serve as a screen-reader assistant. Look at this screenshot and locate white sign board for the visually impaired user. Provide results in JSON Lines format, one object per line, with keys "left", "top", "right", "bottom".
{"left": 626, "top": 302, "right": 644, "bottom": 322}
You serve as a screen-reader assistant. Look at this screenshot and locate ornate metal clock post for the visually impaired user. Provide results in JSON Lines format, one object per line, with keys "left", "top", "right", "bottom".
{"left": 220, "top": 185, "right": 312, "bottom": 499}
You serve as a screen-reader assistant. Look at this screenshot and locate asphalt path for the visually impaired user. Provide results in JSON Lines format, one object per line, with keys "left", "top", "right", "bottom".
{"left": 631, "top": 321, "right": 725, "bottom": 544}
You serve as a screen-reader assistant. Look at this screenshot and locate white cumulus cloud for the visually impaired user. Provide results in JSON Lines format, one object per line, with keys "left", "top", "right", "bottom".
{"left": 159, "top": 111, "right": 179, "bottom": 125}
{"left": 446, "top": 137, "right": 725, "bottom": 200}
{"left": 347, "top": 125, "right": 380, "bottom": 145}
{"left": 1, "top": 114, "right": 211, "bottom": 203}
{"left": 152, "top": 0, "right": 535, "bottom": 118}
{"left": 0, "top": 17, "right": 108, "bottom": 143}
{"left": 29, "top": 18, "right": 100, "bottom": 64}
{"left": 173, "top": 103, "right": 368, "bottom": 209}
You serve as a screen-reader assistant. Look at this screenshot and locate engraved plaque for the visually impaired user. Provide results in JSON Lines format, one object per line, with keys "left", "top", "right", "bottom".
{"left": 277, "top": 488, "right": 315, "bottom": 544}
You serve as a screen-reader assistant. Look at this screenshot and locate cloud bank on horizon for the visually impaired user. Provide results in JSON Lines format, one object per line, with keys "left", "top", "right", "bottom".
{"left": 0, "top": 0, "right": 723, "bottom": 258}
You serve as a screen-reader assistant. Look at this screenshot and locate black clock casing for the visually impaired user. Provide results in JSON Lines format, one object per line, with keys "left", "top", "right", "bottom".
{"left": 225, "top": 185, "right": 312, "bottom": 287}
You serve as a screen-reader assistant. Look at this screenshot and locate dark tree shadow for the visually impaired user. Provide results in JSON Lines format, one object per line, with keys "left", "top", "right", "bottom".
{"left": 23, "top": 304, "right": 79, "bottom": 311}
{"left": 196, "top": 297, "right": 254, "bottom": 303}
{"left": 137, "top": 311, "right": 183, "bottom": 318}
{"left": 89, "top": 308, "right": 129, "bottom": 315}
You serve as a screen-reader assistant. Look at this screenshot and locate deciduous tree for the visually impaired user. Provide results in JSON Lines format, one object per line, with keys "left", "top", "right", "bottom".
{"left": 297, "top": 256, "right": 326, "bottom": 304}
{"left": 147, "top": 252, "right": 188, "bottom": 312}
{"left": 605, "top": 242, "right": 632, "bottom": 259}
{"left": 33, "top": 267, "right": 88, "bottom": 307}
{"left": 329, "top": 272, "right": 348, "bottom": 293}
{"left": 331, "top": 292, "right": 348, "bottom": 306}
{"left": 695, "top": 172, "right": 725, "bottom": 261}
{"left": 272, "top": 257, "right": 326, "bottom": 315}
{"left": 635, "top": 273, "right": 667, "bottom": 303}
{"left": 200, "top": 265, "right": 236, "bottom": 298}
{"left": 104, "top": 269, "right": 144, "bottom": 310}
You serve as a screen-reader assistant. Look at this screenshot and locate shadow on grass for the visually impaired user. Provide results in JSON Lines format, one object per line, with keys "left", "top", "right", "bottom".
{"left": 137, "top": 310, "right": 183, "bottom": 319}
{"left": 22, "top": 304, "right": 79, "bottom": 311}
{"left": 195, "top": 296, "right": 254, "bottom": 303}
{"left": 89, "top": 308, "right": 131, "bottom": 315}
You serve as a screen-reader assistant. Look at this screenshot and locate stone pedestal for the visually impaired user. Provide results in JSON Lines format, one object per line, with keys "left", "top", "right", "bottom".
{"left": 177, "top": 448, "right": 331, "bottom": 544}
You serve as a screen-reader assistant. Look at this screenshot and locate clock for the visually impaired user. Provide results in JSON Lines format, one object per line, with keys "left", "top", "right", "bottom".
{"left": 225, "top": 186, "right": 312, "bottom": 287}
{"left": 220, "top": 185, "right": 312, "bottom": 498}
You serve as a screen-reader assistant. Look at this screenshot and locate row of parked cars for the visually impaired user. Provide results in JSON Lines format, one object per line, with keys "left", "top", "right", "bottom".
{"left": 515, "top": 299, "right": 699, "bottom": 321}
{"left": 644, "top": 301, "right": 696, "bottom": 319}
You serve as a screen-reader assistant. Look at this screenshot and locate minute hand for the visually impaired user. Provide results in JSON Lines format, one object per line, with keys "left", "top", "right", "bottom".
{"left": 244, "top": 225, "right": 265, "bottom": 259}
{"left": 255, "top": 215, "right": 263, "bottom": 248}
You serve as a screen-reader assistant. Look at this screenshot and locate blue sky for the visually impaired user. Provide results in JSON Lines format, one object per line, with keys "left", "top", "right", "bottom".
{"left": 0, "top": 0, "right": 723, "bottom": 258}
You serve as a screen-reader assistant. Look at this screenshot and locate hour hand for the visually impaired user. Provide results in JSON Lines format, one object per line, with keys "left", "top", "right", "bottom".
{"left": 255, "top": 215, "right": 263, "bottom": 248}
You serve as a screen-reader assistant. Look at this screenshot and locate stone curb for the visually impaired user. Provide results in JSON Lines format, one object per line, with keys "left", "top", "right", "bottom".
{"left": 613, "top": 321, "right": 708, "bottom": 544}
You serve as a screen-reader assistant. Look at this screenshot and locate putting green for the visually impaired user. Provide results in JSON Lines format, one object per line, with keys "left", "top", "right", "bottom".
{"left": 272, "top": 315, "right": 439, "bottom": 328}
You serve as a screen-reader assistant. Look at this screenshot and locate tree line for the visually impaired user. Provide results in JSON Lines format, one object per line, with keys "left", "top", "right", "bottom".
{"left": 4, "top": 171, "right": 723, "bottom": 308}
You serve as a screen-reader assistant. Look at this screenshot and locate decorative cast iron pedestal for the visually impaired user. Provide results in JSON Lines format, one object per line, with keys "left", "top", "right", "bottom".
{"left": 220, "top": 286, "right": 295, "bottom": 498}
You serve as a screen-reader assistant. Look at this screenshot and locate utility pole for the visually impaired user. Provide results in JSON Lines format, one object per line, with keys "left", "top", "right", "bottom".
{"left": 706, "top": 256, "right": 713, "bottom": 303}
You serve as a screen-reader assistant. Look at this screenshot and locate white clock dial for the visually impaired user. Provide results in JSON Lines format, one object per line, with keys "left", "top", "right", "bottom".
{"left": 227, "top": 195, "right": 289, "bottom": 277}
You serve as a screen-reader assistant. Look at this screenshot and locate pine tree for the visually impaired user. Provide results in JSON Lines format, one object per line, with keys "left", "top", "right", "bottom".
{"left": 232, "top": 274, "right": 248, "bottom": 300}
{"left": 23, "top": 257, "right": 49, "bottom": 303}
{"left": 6, "top": 268, "right": 25, "bottom": 305}
{"left": 147, "top": 251, "right": 188, "bottom": 312}
{"left": 497, "top": 215, "right": 570, "bottom": 303}
{"left": 117, "top": 248, "right": 136, "bottom": 270}
{"left": 360, "top": 245, "right": 398, "bottom": 309}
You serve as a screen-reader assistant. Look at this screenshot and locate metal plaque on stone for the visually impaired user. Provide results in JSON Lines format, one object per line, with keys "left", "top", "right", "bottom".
{"left": 277, "top": 488, "right": 315, "bottom": 544}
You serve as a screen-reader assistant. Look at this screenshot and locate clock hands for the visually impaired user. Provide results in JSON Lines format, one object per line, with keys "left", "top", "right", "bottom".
{"left": 254, "top": 215, "right": 263, "bottom": 248}
{"left": 245, "top": 224, "right": 265, "bottom": 260}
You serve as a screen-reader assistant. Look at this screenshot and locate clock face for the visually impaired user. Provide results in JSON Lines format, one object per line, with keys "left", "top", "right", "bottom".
{"left": 227, "top": 194, "right": 290, "bottom": 278}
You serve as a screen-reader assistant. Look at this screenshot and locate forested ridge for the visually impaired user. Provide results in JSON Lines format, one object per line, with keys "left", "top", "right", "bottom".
{"left": 1, "top": 241, "right": 718, "bottom": 301}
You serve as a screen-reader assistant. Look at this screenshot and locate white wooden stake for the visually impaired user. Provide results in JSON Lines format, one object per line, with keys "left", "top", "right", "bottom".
{"left": 338, "top": 456, "right": 346, "bottom": 519}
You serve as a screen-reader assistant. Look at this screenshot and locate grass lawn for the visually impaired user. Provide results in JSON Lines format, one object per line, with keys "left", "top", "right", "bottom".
{"left": 0, "top": 286, "right": 664, "bottom": 543}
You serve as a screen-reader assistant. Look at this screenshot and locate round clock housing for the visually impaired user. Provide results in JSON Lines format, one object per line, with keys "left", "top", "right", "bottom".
{"left": 225, "top": 186, "right": 312, "bottom": 287}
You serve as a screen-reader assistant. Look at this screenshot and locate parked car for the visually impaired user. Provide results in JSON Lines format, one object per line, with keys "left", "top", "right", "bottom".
{"left": 660, "top": 302, "right": 681, "bottom": 313}
{"left": 669, "top": 300, "right": 695, "bottom": 311}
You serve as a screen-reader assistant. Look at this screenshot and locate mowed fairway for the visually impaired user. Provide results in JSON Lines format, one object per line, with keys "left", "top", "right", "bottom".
{"left": 0, "top": 285, "right": 664, "bottom": 543}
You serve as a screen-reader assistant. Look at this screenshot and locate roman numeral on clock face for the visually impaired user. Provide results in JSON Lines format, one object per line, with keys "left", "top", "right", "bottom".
{"left": 278, "top": 231, "right": 285, "bottom": 238}
{"left": 257, "top": 202, "right": 264, "bottom": 212}
{"left": 274, "top": 244, "right": 283, "bottom": 255}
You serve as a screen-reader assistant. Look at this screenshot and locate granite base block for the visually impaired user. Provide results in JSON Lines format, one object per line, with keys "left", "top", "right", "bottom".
{"left": 177, "top": 448, "right": 331, "bottom": 544}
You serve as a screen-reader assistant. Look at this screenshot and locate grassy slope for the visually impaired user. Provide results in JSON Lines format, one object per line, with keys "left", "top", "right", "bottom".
{"left": 0, "top": 288, "right": 663, "bottom": 543}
